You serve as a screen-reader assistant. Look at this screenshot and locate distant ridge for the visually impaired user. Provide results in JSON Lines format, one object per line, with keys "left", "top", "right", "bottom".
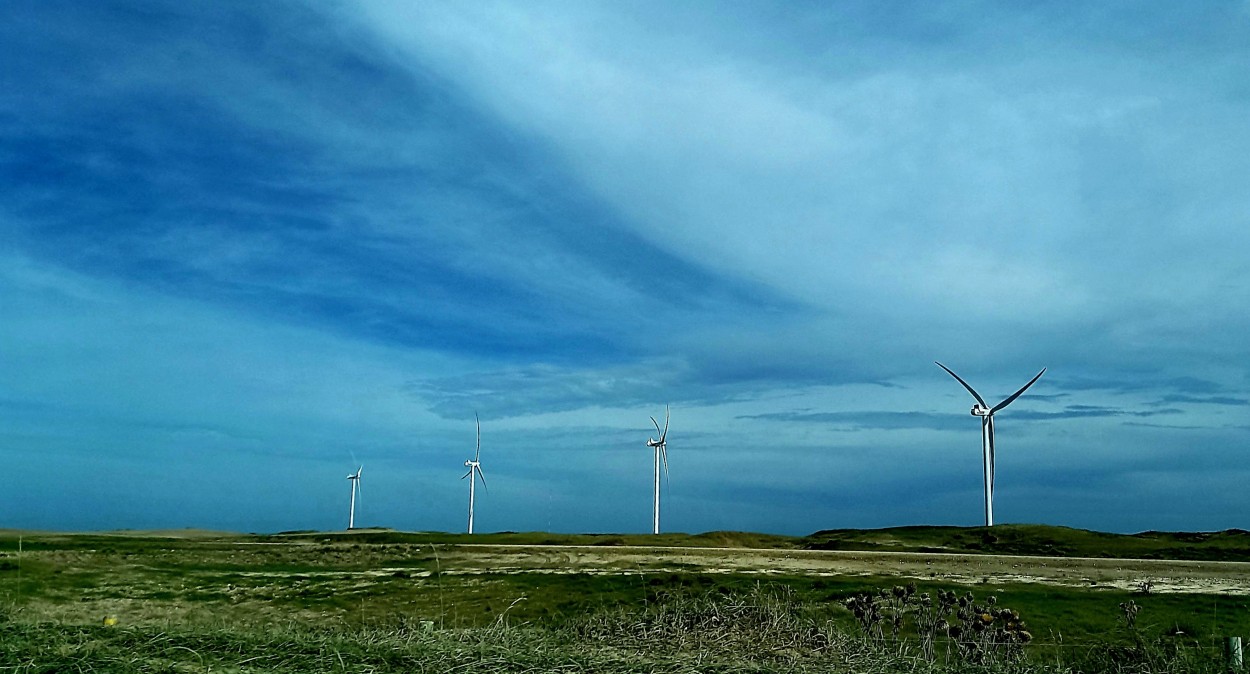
{"left": 0, "top": 528, "right": 239, "bottom": 539}
{"left": 801, "top": 524, "right": 1250, "bottom": 562}
{"left": 3, "top": 525, "right": 1248, "bottom": 562}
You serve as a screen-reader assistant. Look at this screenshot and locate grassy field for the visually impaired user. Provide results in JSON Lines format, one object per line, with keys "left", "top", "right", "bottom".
{"left": 1, "top": 526, "right": 1248, "bottom": 672}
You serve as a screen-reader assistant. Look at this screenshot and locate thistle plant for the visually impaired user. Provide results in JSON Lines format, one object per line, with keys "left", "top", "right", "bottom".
{"left": 912, "top": 588, "right": 958, "bottom": 661}
{"left": 947, "top": 590, "right": 1032, "bottom": 664}
{"left": 844, "top": 592, "right": 880, "bottom": 639}
{"left": 1120, "top": 599, "right": 1141, "bottom": 628}
{"left": 843, "top": 585, "right": 1032, "bottom": 665}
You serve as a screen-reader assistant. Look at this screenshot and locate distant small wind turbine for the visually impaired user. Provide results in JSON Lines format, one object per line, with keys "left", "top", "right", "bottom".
{"left": 935, "top": 362, "right": 1045, "bottom": 527}
{"left": 646, "top": 406, "right": 670, "bottom": 535}
{"left": 462, "top": 412, "right": 487, "bottom": 534}
{"left": 346, "top": 465, "right": 363, "bottom": 530}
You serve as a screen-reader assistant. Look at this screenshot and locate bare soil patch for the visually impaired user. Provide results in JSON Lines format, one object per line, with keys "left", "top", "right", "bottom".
{"left": 434, "top": 543, "right": 1250, "bottom": 595}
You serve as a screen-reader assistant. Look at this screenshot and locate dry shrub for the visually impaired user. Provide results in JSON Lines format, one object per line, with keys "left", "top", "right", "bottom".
{"left": 570, "top": 582, "right": 841, "bottom": 663}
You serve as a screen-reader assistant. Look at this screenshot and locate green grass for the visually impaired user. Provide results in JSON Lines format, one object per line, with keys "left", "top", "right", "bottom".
{"left": 2, "top": 530, "right": 1248, "bottom": 635}
{"left": 0, "top": 585, "right": 1238, "bottom": 673}
{"left": 2, "top": 527, "right": 1248, "bottom": 671}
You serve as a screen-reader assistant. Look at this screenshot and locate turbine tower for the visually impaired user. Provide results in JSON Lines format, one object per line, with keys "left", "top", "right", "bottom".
{"left": 936, "top": 362, "right": 1045, "bottom": 527}
{"left": 346, "top": 465, "right": 362, "bottom": 530}
{"left": 646, "top": 406, "right": 670, "bottom": 534}
{"left": 462, "top": 412, "right": 487, "bottom": 534}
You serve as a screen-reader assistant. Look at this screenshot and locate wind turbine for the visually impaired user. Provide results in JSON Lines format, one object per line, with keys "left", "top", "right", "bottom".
{"left": 646, "top": 406, "right": 670, "bottom": 535}
{"left": 935, "top": 362, "right": 1045, "bottom": 527}
{"left": 346, "top": 465, "right": 363, "bottom": 530}
{"left": 462, "top": 412, "right": 487, "bottom": 534}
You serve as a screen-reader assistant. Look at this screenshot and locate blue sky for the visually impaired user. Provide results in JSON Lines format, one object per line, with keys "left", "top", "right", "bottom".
{"left": 2, "top": 1, "right": 1248, "bottom": 535}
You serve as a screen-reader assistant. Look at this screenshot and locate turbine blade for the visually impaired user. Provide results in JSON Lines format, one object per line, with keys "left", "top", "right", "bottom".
{"left": 991, "top": 368, "right": 1046, "bottom": 413}
{"left": 650, "top": 415, "right": 662, "bottom": 437}
{"left": 935, "top": 362, "right": 987, "bottom": 407}
{"left": 987, "top": 416, "right": 996, "bottom": 496}
{"left": 661, "top": 405, "right": 669, "bottom": 443}
{"left": 461, "top": 470, "right": 472, "bottom": 480}
{"left": 660, "top": 445, "right": 670, "bottom": 486}
{"left": 476, "top": 467, "right": 488, "bottom": 492}
{"left": 979, "top": 416, "right": 991, "bottom": 523}
{"left": 475, "top": 411, "right": 481, "bottom": 462}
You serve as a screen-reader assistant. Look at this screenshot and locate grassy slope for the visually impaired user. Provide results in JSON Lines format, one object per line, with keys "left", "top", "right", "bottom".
{"left": 261, "top": 524, "right": 1250, "bottom": 562}
{"left": 801, "top": 524, "right": 1250, "bottom": 561}
{"left": 261, "top": 529, "right": 800, "bottom": 550}
{"left": 5, "top": 524, "right": 1248, "bottom": 561}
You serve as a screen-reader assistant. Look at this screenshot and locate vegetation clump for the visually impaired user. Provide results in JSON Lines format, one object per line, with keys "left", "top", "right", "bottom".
{"left": 846, "top": 584, "right": 1031, "bottom": 666}
{"left": 572, "top": 583, "right": 839, "bottom": 665}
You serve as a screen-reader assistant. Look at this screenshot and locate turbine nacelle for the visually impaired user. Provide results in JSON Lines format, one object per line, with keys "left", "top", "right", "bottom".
{"left": 970, "top": 404, "right": 991, "bottom": 417}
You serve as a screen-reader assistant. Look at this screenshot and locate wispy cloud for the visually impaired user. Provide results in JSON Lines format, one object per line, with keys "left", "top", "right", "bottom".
{"left": 1151, "top": 394, "right": 1249, "bottom": 407}
{"left": 1012, "top": 406, "right": 1183, "bottom": 420}
{"left": 742, "top": 404, "right": 1185, "bottom": 428}
{"left": 737, "top": 410, "right": 953, "bottom": 432}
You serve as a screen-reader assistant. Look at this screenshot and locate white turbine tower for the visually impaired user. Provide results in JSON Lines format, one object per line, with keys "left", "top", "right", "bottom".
{"left": 462, "top": 412, "right": 487, "bottom": 534}
{"left": 935, "top": 362, "right": 1045, "bottom": 527}
{"left": 646, "top": 406, "right": 670, "bottom": 535}
{"left": 346, "top": 465, "right": 363, "bottom": 530}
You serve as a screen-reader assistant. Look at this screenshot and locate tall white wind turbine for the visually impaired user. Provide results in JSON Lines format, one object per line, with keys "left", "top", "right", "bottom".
{"left": 935, "top": 362, "right": 1045, "bottom": 527}
{"left": 346, "top": 465, "right": 363, "bottom": 530}
{"left": 462, "top": 412, "right": 487, "bottom": 534}
{"left": 646, "top": 406, "right": 670, "bottom": 535}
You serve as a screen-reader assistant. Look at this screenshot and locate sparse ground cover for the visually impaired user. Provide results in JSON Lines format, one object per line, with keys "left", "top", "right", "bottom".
{"left": 1, "top": 527, "right": 1248, "bottom": 672}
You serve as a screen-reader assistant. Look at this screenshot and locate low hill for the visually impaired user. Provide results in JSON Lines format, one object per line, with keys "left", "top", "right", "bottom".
{"left": 268, "top": 525, "right": 1250, "bottom": 562}
{"left": 4, "top": 525, "right": 1247, "bottom": 562}
{"left": 263, "top": 529, "right": 798, "bottom": 549}
{"left": 801, "top": 524, "right": 1250, "bottom": 561}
